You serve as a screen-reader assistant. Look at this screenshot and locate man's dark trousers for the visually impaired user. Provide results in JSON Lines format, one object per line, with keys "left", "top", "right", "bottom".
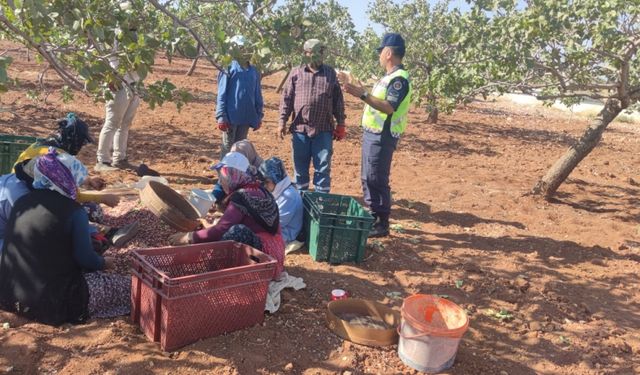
{"left": 361, "top": 127, "right": 398, "bottom": 215}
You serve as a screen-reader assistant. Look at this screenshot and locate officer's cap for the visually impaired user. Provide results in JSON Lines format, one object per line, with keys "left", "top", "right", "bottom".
{"left": 376, "top": 33, "right": 406, "bottom": 56}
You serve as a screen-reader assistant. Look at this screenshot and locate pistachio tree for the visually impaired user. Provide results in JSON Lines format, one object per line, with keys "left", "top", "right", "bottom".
{"left": 152, "top": 0, "right": 357, "bottom": 78}
{"left": 0, "top": 0, "right": 357, "bottom": 105}
{"left": 479, "top": 0, "right": 640, "bottom": 199}
{"left": 0, "top": 0, "right": 193, "bottom": 108}
{"left": 365, "top": 0, "right": 514, "bottom": 123}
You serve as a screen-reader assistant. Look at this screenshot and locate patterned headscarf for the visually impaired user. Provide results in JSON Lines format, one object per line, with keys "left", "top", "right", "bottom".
{"left": 219, "top": 166, "right": 280, "bottom": 235}
{"left": 259, "top": 157, "right": 287, "bottom": 184}
{"left": 41, "top": 113, "right": 93, "bottom": 155}
{"left": 33, "top": 147, "right": 87, "bottom": 200}
{"left": 259, "top": 157, "right": 293, "bottom": 199}
{"left": 218, "top": 166, "right": 255, "bottom": 194}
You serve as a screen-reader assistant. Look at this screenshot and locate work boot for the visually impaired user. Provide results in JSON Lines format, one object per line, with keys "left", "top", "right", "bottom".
{"left": 94, "top": 162, "right": 118, "bottom": 172}
{"left": 112, "top": 159, "right": 138, "bottom": 171}
{"left": 368, "top": 212, "right": 390, "bottom": 238}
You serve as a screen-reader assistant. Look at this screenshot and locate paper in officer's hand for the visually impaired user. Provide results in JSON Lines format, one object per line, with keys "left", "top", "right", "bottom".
{"left": 337, "top": 70, "right": 354, "bottom": 84}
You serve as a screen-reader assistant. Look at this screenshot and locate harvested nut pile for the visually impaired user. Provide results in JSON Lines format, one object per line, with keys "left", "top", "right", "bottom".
{"left": 337, "top": 313, "right": 390, "bottom": 330}
{"left": 101, "top": 197, "right": 176, "bottom": 275}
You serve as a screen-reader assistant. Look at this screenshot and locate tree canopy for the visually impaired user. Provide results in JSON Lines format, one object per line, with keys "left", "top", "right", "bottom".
{"left": 0, "top": 0, "right": 361, "bottom": 106}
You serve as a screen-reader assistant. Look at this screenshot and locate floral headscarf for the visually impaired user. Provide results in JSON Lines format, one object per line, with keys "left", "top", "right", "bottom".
{"left": 218, "top": 166, "right": 255, "bottom": 194}
{"left": 259, "top": 157, "right": 287, "bottom": 184}
{"left": 33, "top": 147, "right": 87, "bottom": 200}
{"left": 218, "top": 166, "right": 280, "bottom": 235}
{"left": 259, "top": 157, "right": 293, "bottom": 199}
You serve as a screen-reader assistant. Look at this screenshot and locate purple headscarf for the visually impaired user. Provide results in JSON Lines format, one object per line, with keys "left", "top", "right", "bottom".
{"left": 33, "top": 147, "right": 85, "bottom": 200}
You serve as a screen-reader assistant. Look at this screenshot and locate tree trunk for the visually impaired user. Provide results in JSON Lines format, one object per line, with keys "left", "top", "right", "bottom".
{"left": 427, "top": 107, "right": 438, "bottom": 123}
{"left": 186, "top": 45, "right": 201, "bottom": 76}
{"left": 275, "top": 68, "right": 290, "bottom": 93}
{"left": 531, "top": 98, "right": 623, "bottom": 200}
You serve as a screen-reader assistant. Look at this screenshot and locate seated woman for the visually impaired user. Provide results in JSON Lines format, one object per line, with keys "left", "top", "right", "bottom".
{"left": 212, "top": 139, "right": 263, "bottom": 204}
{"left": 230, "top": 139, "right": 263, "bottom": 174}
{"left": 14, "top": 112, "right": 119, "bottom": 207}
{"left": 259, "top": 157, "right": 304, "bottom": 253}
{"left": 0, "top": 162, "right": 30, "bottom": 251}
{"left": 0, "top": 159, "right": 137, "bottom": 254}
{"left": 0, "top": 149, "right": 130, "bottom": 325}
{"left": 170, "top": 152, "right": 285, "bottom": 279}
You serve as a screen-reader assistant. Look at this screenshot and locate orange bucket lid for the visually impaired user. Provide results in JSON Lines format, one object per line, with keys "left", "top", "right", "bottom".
{"left": 401, "top": 294, "right": 469, "bottom": 338}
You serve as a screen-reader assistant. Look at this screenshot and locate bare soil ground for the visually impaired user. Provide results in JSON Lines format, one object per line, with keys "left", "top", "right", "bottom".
{"left": 1, "top": 43, "right": 639, "bottom": 374}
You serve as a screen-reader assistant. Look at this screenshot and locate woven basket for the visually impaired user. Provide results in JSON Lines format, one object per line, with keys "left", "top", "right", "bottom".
{"left": 140, "top": 180, "right": 200, "bottom": 232}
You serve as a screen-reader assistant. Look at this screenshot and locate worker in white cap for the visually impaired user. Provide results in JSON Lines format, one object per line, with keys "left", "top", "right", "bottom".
{"left": 215, "top": 35, "right": 264, "bottom": 159}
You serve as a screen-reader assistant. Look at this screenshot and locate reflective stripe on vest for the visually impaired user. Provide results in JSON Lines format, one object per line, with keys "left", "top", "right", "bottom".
{"left": 361, "top": 68, "right": 412, "bottom": 138}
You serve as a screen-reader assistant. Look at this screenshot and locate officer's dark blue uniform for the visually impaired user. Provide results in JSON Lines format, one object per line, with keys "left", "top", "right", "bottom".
{"left": 362, "top": 68, "right": 409, "bottom": 213}
{"left": 360, "top": 33, "right": 411, "bottom": 237}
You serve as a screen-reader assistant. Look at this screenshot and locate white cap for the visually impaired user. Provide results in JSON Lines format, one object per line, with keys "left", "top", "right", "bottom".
{"left": 211, "top": 151, "right": 250, "bottom": 172}
{"left": 229, "top": 35, "right": 247, "bottom": 47}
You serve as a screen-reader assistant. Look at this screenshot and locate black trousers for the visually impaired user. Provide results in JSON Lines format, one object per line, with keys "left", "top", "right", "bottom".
{"left": 361, "top": 128, "right": 398, "bottom": 215}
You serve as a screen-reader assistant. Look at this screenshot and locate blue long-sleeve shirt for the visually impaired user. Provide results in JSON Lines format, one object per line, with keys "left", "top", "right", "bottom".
{"left": 216, "top": 61, "right": 264, "bottom": 128}
{"left": 0, "top": 174, "right": 30, "bottom": 251}
{"left": 67, "top": 208, "right": 105, "bottom": 271}
{"left": 277, "top": 185, "right": 303, "bottom": 243}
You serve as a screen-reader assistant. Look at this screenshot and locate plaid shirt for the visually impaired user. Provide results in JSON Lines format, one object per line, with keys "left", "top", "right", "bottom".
{"left": 279, "top": 64, "right": 346, "bottom": 137}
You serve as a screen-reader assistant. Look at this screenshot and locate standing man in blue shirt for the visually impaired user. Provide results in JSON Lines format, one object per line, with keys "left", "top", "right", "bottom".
{"left": 216, "top": 35, "right": 264, "bottom": 159}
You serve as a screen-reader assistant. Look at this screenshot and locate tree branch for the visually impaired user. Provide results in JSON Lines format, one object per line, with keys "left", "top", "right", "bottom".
{"left": 591, "top": 48, "right": 624, "bottom": 62}
{"left": 414, "top": 61, "right": 432, "bottom": 77}
{"left": 535, "top": 92, "right": 611, "bottom": 101}
{"left": 0, "top": 15, "right": 84, "bottom": 91}
{"left": 564, "top": 83, "right": 618, "bottom": 91}
{"left": 148, "top": 0, "right": 226, "bottom": 73}
{"left": 533, "top": 60, "right": 567, "bottom": 90}
{"left": 623, "top": 35, "right": 640, "bottom": 60}
{"left": 248, "top": 0, "right": 277, "bottom": 21}
{"left": 0, "top": 47, "right": 24, "bottom": 57}
{"left": 230, "top": 0, "right": 269, "bottom": 36}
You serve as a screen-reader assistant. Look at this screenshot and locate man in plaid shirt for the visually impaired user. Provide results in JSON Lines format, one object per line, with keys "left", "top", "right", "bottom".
{"left": 278, "top": 39, "right": 346, "bottom": 193}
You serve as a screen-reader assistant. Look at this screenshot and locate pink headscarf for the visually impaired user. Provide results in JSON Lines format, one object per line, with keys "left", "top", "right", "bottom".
{"left": 218, "top": 166, "right": 255, "bottom": 194}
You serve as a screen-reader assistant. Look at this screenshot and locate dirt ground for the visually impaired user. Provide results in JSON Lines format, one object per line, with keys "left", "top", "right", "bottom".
{"left": 1, "top": 43, "right": 639, "bottom": 375}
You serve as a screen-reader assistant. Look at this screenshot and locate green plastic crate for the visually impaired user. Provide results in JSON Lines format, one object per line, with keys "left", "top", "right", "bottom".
{"left": 0, "top": 134, "right": 38, "bottom": 175}
{"left": 302, "top": 191, "right": 374, "bottom": 264}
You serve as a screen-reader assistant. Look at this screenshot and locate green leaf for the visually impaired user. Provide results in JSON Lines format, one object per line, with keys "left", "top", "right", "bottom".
{"left": 259, "top": 47, "right": 271, "bottom": 57}
{"left": 390, "top": 224, "right": 405, "bottom": 233}
{"left": 182, "top": 44, "right": 198, "bottom": 59}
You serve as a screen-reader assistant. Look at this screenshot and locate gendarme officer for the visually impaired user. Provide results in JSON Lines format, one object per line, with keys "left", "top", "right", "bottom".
{"left": 342, "top": 33, "right": 411, "bottom": 237}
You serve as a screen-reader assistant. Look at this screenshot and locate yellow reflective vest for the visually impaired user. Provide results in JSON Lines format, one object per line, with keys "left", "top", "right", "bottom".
{"left": 361, "top": 68, "right": 411, "bottom": 138}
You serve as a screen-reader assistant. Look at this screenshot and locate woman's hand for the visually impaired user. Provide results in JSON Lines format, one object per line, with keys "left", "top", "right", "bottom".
{"left": 198, "top": 218, "right": 214, "bottom": 229}
{"left": 84, "top": 176, "right": 106, "bottom": 190}
{"left": 169, "top": 232, "right": 191, "bottom": 245}
{"left": 100, "top": 193, "right": 120, "bottom": 207}
{"left": 103, "top": 256, "right": 116, "bottom": 270}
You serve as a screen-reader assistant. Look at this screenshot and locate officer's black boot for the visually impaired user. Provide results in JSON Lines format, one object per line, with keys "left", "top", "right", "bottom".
{"left": 369, "top": 212, "right": 390, "bottom": 238}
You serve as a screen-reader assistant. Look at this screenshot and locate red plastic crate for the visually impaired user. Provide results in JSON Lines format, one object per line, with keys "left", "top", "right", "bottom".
{"left": 130, "top": 241, "right": 276, "bottom": 351}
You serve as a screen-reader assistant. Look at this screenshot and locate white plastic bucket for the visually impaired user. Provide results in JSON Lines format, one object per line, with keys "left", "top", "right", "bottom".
{"left": 188, "top": 188, "right": 215, "bottom": 217}
{"left": 397, "top": 295, "right": 468, "bottom": 373}
{"left": 134, "top": 176, "right": 169, "bottom": 190}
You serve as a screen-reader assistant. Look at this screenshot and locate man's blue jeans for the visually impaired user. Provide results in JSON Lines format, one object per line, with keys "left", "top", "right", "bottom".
{"left": 291, "top": 131, "right": 333, "bottom": 193}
